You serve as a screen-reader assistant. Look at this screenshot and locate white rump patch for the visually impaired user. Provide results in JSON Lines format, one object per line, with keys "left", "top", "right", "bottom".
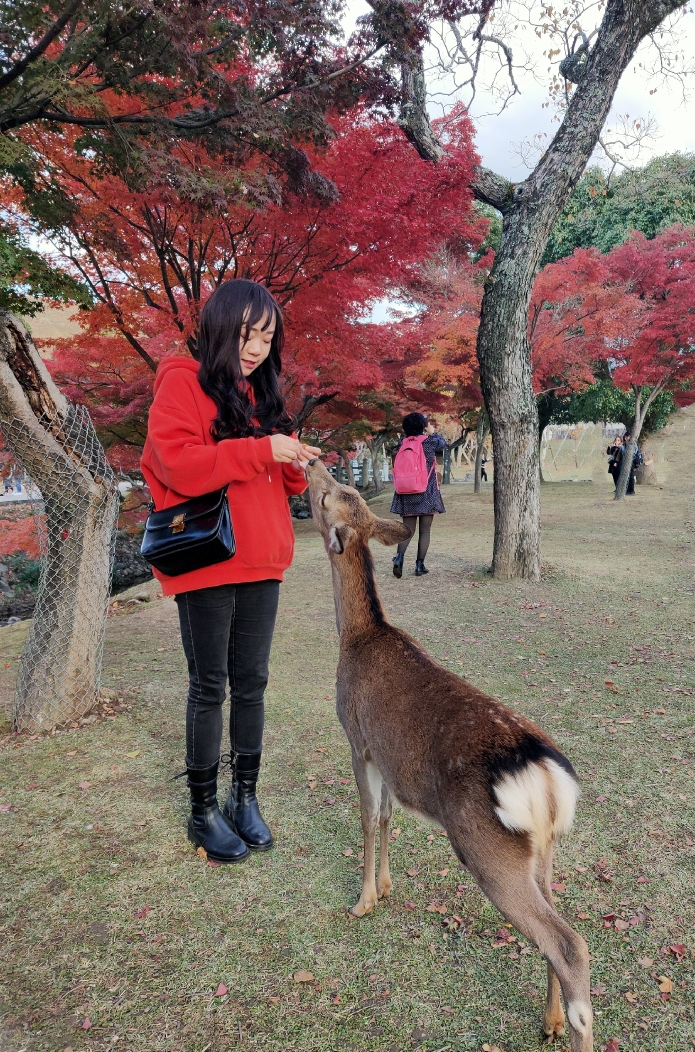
{"left": 567, "top": 1000, "right": 592, "bottom": 1035}
{"left": 493, "top": 758, "right": 579, "bottom": 854}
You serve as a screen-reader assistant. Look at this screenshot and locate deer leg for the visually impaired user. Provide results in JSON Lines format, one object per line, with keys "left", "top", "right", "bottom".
{"left": 377, "top": 783, "right": 393, "bottom": 900}
{"left": 349, "top": 753, "right": 381, "bottom": 918}
{"left": 536, "top": 848, "right": 565, "bottom": 1040}
{"left": 461, "top": 842, "right": 592, "bottom": 1052}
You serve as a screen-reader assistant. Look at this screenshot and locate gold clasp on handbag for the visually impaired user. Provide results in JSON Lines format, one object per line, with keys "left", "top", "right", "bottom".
{"left": 171, "top": 513, "right": 186, "bottom": 534}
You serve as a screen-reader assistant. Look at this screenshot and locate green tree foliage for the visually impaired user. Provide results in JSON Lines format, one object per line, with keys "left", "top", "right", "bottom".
{"left": 0, "top": 220, "right": 86, "bottom": 315}
{"left": 542, "top": 378, "right": 676, "bottom": 435}
{"left": 543, "top": 154, "right": 695, "bottom": 264}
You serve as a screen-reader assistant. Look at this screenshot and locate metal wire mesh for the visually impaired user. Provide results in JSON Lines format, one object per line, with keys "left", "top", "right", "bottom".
{"left": 0, "top": 404, "right": 119, "bottom": 732}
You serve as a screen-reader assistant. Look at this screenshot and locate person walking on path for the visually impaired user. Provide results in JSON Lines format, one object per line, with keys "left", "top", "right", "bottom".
{"left": 141, "top": 279, "right": 319, "bottom": 864}
{"left": 390, "top": 412, "right": 446, "bottom": 578}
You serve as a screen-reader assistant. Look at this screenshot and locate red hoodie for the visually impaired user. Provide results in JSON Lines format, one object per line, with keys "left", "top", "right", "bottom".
{"left": 140, "top": 358, "right": 307, "bottom": 595}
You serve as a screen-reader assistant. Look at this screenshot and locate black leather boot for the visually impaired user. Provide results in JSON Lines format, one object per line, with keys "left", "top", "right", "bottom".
{"left": 187, "top": 762, "right": 249, "bottom": 863}
{"left": 414, "top": 559, "right": 429, "bottom": 575}
{"left": 392, "top": 552, "right": 404, "bottom": 579}
{"left": 223, "top": 752, "right": 273, "bottom": 850}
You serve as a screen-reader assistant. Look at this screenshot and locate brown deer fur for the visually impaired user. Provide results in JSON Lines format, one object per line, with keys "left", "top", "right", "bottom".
{"left": 305, "top": 459, "right": 593, "bottom": 1052}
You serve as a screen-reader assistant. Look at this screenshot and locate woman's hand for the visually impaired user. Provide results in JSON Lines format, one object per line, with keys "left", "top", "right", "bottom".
{"left": 269, "top": 434, "right": 321, "bottom": 465}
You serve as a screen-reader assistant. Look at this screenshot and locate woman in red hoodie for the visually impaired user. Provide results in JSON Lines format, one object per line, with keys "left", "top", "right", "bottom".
{"left": 141, "top": 280, "right": 319, "bottom": 864}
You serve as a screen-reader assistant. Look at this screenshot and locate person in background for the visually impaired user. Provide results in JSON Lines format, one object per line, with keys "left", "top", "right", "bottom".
{"left": 607, "top": 434, "right": 623, "bottom": 488}
{"left": 390, "top": 413, "right": 446, "bottom": 578}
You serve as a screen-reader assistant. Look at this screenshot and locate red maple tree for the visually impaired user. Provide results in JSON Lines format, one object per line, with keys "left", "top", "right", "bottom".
{"left": 13, "top": 108, "right": 485, "bottom": 468}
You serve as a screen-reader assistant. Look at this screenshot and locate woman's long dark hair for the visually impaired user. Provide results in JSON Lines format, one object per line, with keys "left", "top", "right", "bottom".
{"left": 193, "top": 279, "right": 294, "bottom": 440}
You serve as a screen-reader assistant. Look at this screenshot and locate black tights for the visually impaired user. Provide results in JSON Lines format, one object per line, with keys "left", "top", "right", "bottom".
{"left": 398, "top": 515, "right": 434, "bottom": 562}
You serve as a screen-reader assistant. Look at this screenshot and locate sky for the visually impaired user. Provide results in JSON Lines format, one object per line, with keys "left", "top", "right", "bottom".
{"left": 346, "top": 1, "right": 695, "bottom": 180}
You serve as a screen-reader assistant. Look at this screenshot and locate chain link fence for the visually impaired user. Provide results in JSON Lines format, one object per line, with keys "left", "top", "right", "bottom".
{"left": 0, "top": 404, "right": 119, "bottom": 732}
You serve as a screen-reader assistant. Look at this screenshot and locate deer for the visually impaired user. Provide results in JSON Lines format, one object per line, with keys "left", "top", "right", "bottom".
{"left": 304, "top": 458, "right": 593, "bottom": 1052}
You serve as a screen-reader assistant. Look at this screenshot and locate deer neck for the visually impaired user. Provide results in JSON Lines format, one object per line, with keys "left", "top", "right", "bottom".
{"left": 330, "top": 542, "right": 387, "bottom": 644}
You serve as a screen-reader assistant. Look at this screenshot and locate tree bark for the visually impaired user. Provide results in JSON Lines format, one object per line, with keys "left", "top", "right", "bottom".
{"left": 398, "top": 0, "right": 686, "bottom": 577}
{"left": 366, "top": 435, "right": 387, "bottom": 494}
{"left": 635, "top": 440, "right": 658, "bottom": 485}
{"left": 474, "top": 409, "right": 489, "bottom": 493}
{"left": 335, "top": 447, "right": 356, "bottom": 488}
{"left": 0, "top": 312, "right": 119, "bottom": 732}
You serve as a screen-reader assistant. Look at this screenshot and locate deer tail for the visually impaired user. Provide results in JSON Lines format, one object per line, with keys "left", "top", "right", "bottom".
{"left": 491, "top": 743, "right": 579, "bottom": 856}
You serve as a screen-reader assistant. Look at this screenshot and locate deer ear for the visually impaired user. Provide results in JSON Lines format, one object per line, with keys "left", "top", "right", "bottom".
{"left": 371, "top": 517, "right": 412, "bottom": 546}
{"left": 328, "top": 523, "right": 355, "bottom": 554}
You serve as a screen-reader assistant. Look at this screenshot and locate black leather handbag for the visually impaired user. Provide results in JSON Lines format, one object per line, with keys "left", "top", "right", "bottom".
{"left": 140, "top": 488, "right": 235, "bottom": 577}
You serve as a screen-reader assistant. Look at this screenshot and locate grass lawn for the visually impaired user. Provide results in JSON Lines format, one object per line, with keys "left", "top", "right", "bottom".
{"left": 1, "top": 408, "right": 694, "bottom": 1052}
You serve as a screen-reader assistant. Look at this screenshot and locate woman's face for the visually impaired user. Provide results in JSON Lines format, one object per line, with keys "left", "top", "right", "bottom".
{"left": 239, "top": 309, "right": 275, "bottom": 377}
{"left": 615, "top": 436, "right": 622, "bottom": 446}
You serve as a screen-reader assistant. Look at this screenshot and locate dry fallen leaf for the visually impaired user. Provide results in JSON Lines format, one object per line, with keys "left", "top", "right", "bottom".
{"left": 293, "top": 970, "right": 315, "bottom": 983}
{"left": 196, "top": 846, "right": 208, "bottom": 860}
{"left": 625, "top": 992, "right": 638, "bottom": 1004}
{"left": 482, "top": 1044, "right": 504, "bottom": 1052}
{"left": 406, "top": 868, "right": 419, "bottom": 877}
{"left": 638, "top": 957, "right": 654, "bottom": 968}
{"left": 81, "top": 1017, "right": 92, "bottom": 1031}
{"left": 437, "top": 867, "right": 449, "bottom": 877}
{"left": 214, "top": 982, "right": 228, "bottom": 997}
{"left": 657, "top": 975, "right": 673, "bottom": 994}
{"left": 614, "top": 918, "right": 630, "bottom": 932}
{"left": 342, "top": 848, "right": 353, "bottom": 856}
{"left": 125, "top": 750, "right": 140, "bottom": 758}
{"left": 78, "top": 781, "right": 91, "bottom": 790}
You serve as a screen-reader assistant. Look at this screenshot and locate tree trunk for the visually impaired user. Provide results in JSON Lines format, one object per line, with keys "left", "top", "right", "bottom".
{"left": 0, "top": 312, "right": 119, "bottom": 732}
{"left": 397, "top": 0, "right": 686, "bottom": 577}
{"left": 366, "top": 436, "right": 386, "bottom": 494}
{"left": 474, "top": 409, "right": 489, "bottom": 493}
{"left": 335, "top": 448, "right": 355, "bottom": 489}
{"left": 636, "top": 440, "right": 658, "bottom": 485}
{"left": 615, "top": 382, "right": 666, "bottom": 500}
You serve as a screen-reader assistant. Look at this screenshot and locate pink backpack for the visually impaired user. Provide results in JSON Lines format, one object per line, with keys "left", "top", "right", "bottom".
{"left": 392, "top": 436, "right": 435, "bottom": 494}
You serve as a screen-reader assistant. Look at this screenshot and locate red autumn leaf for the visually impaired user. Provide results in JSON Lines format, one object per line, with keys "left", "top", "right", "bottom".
{"left": 550, "top": 881, "right": 566, "bottom": 892}
{"left": 134, "top": 906, "right": 151, "bottom": 919}
{"left": 81, "top": 1017, "right": 92, "bottom": 1030}
{"left": 603, "top": 1039, "right": 620, "bottom": 1052}
{"left": 214, "top": 982, "right": 228, "bottom": 997}
{"left": 668, "top": 943, "right": 686, "bottom": 960}
{"left": 404, "top": 902, "right": 417, "bottom": 910}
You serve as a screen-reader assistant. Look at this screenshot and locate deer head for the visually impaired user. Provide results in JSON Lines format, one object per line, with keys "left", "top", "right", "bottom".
{"left": 305, "top": 458, "right": 410, "bottom": 556}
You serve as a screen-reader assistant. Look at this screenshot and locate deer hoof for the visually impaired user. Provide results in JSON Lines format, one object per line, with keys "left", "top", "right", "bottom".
{"left": 349, "top": 897, "right": 376, "bottom": 918}
{"left": 542, "top": 1012, "right": 566, "bottom": 1039}
{"left": 377, "top": 879, "right": 392, "bottom": 899}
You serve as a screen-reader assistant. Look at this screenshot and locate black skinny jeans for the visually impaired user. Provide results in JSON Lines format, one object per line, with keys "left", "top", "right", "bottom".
{"left": 175, "top": 580, "right": 280, "bottom": 770}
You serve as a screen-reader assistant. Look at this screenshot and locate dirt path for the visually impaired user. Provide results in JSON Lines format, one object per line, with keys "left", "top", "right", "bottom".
{"left": 0, "top": 408, "right": 693, "bottom": 1052}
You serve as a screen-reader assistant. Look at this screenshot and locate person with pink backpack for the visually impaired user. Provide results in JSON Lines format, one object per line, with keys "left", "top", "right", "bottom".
{"left": 390, "top": 412, "right": 446, "bottom": 578}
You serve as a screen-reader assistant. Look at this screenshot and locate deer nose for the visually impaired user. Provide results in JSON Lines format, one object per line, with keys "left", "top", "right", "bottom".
{"left": 307, "top": 458, "right": 319, "bottom": 466}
